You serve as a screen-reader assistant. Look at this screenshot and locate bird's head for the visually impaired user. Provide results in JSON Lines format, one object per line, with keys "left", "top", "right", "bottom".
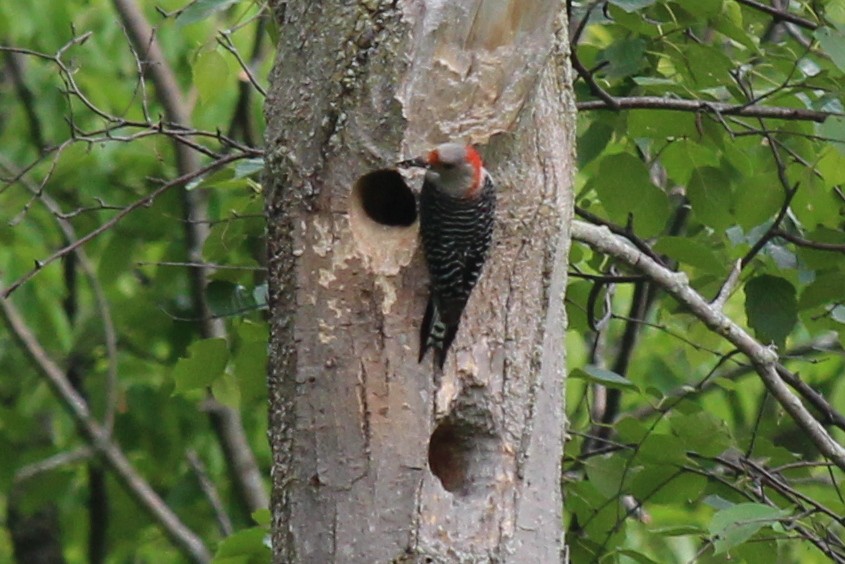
{"left": 398, "top": 143, "right": 484, "bottom": 199}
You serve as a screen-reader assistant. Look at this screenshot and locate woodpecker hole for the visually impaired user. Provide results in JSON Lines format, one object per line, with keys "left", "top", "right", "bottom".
{"left": 353, "top": 170, "right": 417, "bottom": 227}
{"left": 427, "top": 388, "right": 501, "bottom": 496}
{"left": 348, "top": 169, "right": 419, "bottom": 275}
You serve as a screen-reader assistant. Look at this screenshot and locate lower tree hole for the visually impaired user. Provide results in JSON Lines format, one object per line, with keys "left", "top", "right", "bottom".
{"left": 427, "top": 418, "right": 499, "bottom": 496}
{"left": 352, "top": 169, "right": 417, "bottom": 227}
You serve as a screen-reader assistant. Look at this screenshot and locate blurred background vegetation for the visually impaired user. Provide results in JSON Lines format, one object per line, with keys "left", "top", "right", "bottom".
{"left": 1, "top": 0, "right": 844, "bottom": 562}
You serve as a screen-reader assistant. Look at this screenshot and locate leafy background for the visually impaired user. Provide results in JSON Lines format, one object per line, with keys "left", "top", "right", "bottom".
{"left": 566, "top": 0, "right": 845, "bottom": 562}
{"left": 0, "top": 0, "right": 844, "bottom": 562}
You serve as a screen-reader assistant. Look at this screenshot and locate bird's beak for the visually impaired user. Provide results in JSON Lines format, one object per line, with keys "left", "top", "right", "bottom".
{"left": 396, "top": 156, "right": 428, "bottom": 169}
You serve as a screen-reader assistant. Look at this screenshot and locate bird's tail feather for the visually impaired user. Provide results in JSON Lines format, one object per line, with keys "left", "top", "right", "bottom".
{"left": 419, "top": 298, "right": 460, "bottom": 369}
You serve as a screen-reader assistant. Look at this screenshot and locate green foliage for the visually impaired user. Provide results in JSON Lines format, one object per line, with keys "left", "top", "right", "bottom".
{"left": 568, "top": 0, "right": 845, "bottom": 561}
{"left": 172, "top": 338, "right": 230, "bottom": 393}
{"left": 0, "top": 0, "right": 270, "bottom": 561}
{"left": 744, "top": 275, "right": 797, "bottom": 346}
{"left": 3, "top": 0, "right": 845, "bottom": 561}
{"left": 213, "top": 527, "right": 270, "bottom": 563}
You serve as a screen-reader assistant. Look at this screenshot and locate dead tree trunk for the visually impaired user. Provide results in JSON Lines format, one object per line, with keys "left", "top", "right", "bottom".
{"left": 265, "top": 2, "right": 575, "bottom": 561}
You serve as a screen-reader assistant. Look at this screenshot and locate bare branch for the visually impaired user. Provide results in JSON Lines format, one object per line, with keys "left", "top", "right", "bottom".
{"left": 772, "top": 229, "right": 845, "bottom": 253}
{"left": 138, "top": 260, "right": 266, "bottom": 271}
{"left": 187, "top": 450, "right": 234, "bottom": 536}
{"left": 711, "top": 259, "right": 742, "bottom": 311}
{"left": 574, "top": 206, "right": 667, "bottom": 267}
{"left": 577, "top": 96, "right": 836, "bottom": 122}
{"left": 734, "top": 0, "right": 819, "bottom": 30}
{"left": 0, "top": 155, "right": 120, "bottom": 433}
{"left": 111, "top": 0, "right": 269, "bottom": 516}
{"left": 571, "top": 220, "right": 845, "bottom": 470}
{"left": 0, "top": 289, "right": 211, "bottom": 563}
{"left": 14, "top": 447, "right": 95, "bottom": 483}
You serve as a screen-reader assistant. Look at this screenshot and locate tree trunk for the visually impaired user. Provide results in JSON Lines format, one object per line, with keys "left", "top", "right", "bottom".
{"left": 264, "top": 2, "right": 575, "bottom": 561}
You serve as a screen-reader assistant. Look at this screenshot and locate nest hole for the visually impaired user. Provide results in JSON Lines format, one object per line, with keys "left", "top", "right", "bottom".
{"left": 428, "top": 416, "right": 500, "bottom": 496}
{"left": 352, "top": 169, "right": 417, "bottom": 227}
{"left": 348, "top": 169, "right": 419, "bottom": 274}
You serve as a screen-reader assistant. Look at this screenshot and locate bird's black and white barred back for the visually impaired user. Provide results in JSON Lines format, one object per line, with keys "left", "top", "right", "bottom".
{"left": 399, "top": 143, "right": 496, "bottom": 369}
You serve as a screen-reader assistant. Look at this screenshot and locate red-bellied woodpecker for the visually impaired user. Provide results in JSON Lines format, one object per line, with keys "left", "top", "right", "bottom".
{"left": 398, "top": 143, "right": 496, "bottom": 369}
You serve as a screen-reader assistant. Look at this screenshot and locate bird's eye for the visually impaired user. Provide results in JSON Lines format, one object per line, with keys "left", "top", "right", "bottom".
{"left": 442, "top": 163, "right": 456, "bottom": 170}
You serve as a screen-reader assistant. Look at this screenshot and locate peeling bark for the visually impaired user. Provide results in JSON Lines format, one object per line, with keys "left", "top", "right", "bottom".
{"left": 265, "top": 2, "right": 575, "bottom": 561}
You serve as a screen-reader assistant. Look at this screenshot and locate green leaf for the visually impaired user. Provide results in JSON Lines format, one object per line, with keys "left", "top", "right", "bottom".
{"left": 577, "top": 121, "right": 614, "bottom": 167}
{"left": 251, "top": 508, "right": 271, "bottom": 527}
{"left": 212, "top": 372, "right": 241, "bottom": 408}
{"left": 592, "top": 152, "right": 670, "bottom": 237}
{"left": 734, "top": 172, "right": 784, "bottom": 230}
{"left": 681, "top": 0, "right": 723, "bottom": 17}
{"left": 602, "top": 38, "right": 647, "bottom": 79}
{"left": 815, "top": 26, "right": 845, "bottom": 73}
{"left": 612, "top": 549, "right": 658, "bottom": 564}
{"left": 709, "top": 503, "right": 787, "bottom": 555}
{"left": 607, "top": 0, "right": 656, "bottom": 12}
{"left": 649, "top": 524, "right": 706, "bottom": 537}
{"left": 571, "top": 365, "right": 639, "bottom": 391}
{"left": 178, "top": 0, "right": 239, "bottom": 26}
{"left": 683, "top": 44, "right": 733, "bottom": 88}
{"left": 172, "top": 338, "right": 229, "bottom": 393}
{"left": 630, "top": 468, "right": 706, "bottom": 505}
{"left": 660, "top": 140, "right": 719, "bottom": 185}
{"left": 653, "top": 236, "right": 724, "bottom": 274}
{"left": 794, "top": 227, "right": 845, "bottom": 269}
{"left": 744, "top": 275, "right": 797, "bottom": 347}
{"left": 585, "top": 454, "right": 630, "bottom": 497}
{"left": 798, "top": 272, "right": 845, "bottom": 310}
{"left": 704, "top": 495, "right": 735, "bottom": 510}
{"left": 816, "top": 146, "right": 845, "bottom": 186}
{"left": 628, "top": 110, "right": 698, "bottom": 140}
{"left": 193, "top": 49, "right": 230, "bottom": 105}
{"left": 568, "top": 482, "right": 626, "bottom": 550}
{"left": 615, "top": 417, "right": 649, "bottom": 443}
{"left": 819, "top": 116, "right": 845, "bottom": 154}
{"left": 207, "top": 280, "right": 261, "bottom": 317}
{"left": 214, "top": 527, "right": 270, "bottom": 562}
{"left": 235, "top": 158, "right": 266, "bottom": 179}
{"left": 233, "top": 324, "right": 268, "bottom": 404}
{"left": 669, "top": 411, "right": 733, "bottom": 456}
{"left": 687, "top": 167, "right": 733, "bottom": 231}
{"left": 638, "top": 433, "right": 687, "bottom": 464}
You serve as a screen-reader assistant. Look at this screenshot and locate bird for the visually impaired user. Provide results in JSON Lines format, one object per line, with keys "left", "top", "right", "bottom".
{"left": 398, "top": 143, "right": 496, "bottom": 369}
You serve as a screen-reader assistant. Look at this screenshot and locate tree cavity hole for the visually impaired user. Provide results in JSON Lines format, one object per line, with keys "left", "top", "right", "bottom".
{"left": 352, "top": 170, "right": 417, "bottom": 227}
{"left": 427, "top": 417, "right": 499, "bottom": 497}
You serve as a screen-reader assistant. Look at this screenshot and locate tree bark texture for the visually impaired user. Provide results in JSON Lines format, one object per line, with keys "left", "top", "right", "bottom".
{"left": 265, "top": 2, "right": 575, "bottom": 561}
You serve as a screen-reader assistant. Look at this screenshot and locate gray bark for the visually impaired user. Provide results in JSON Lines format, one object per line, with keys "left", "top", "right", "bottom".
{"left": 265, "top": 2, "right": 575, "bottom": 561}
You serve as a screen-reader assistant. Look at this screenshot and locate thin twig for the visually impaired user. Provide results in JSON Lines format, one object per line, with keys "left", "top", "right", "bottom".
{"left": 1, "top": 153, "right": 249, "bottom": 299}
{"left": 0, "top": 156, "right": 120, "bottom": 433}
{"left": 217, "top": 32, "right": 267, "bottom": 97}
{"left": 187, "top": 450, "right": 234, "bottom": 536}
{"left": 734, "top": 0, "right": 818, "bottom": 30}
{"left": 574, "top": 206, "right": 667, "bottom": 267}
{"left": 138, "top": 260, "right": 266, "bottom": 271}
{"left": 772, "top": 229, "right": 845, "bottom": 253}
{"left": 14, "top": 447, "right": 95, "bottom": 483}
